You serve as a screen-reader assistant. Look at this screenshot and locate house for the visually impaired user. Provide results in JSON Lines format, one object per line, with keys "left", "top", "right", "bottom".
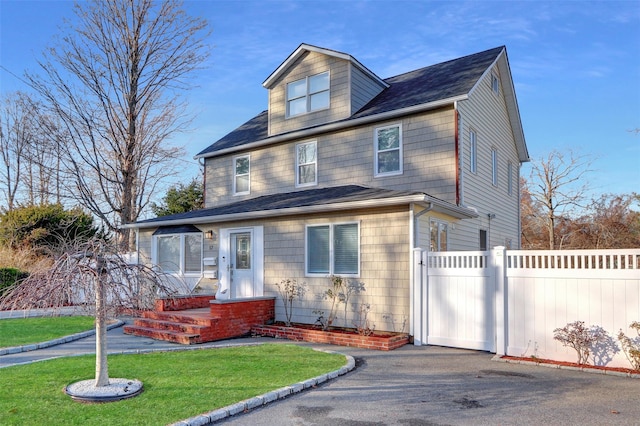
{"left": 124, "top": 44, "right": 529, "bottom": 335}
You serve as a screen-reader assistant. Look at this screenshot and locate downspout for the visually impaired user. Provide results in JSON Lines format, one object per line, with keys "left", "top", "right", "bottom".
{"left": 410, "top": 202, "right": 433, "bottom": 345}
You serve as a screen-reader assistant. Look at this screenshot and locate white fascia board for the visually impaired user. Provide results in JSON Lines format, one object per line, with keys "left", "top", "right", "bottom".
{"left": 467, "top": 48, "right": 529, "bottom": 163}
{"left": 194, "top": 95, "right": 467, "bottom": 160}
{"left": 123, "top": 193, "right": 477, "bottom": 230}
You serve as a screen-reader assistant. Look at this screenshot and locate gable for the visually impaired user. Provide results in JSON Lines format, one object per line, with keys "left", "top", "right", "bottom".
{"left": 196, "top": 45, "right": 527, "bottom": 163}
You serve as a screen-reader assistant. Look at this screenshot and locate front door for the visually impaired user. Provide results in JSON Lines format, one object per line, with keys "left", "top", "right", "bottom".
{"left": 217, "top": 226, "right": 264, "bottom": 300}
{"left": 230, "top": 232, "right": 252, "bottom": 298}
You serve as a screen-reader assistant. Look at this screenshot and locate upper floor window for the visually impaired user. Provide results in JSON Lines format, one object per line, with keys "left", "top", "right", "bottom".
{"left": 233, "top": 155, "right": 250, "bottom": 195}
{"left": 306, "top": 222, "right": 359, "bottom": 276}
{"left": 491, "top": 72, "right": 500, "bottom": 94}
{"left": 469, "top": 129, "right": 477, "bottom": 173}
{"left": 156, "top": 232, "right": 202, "bottom": 275}
{"left": 491, "top": 148, "right": 498, "bottom": 186}
{"left": 507, "top": 161, "right": 513, "bottom": 195}
{"left": 287, "top": 71, "right": 330, "bottom": 117}
{"left": 296, "top": 141, "right": 317, "bottom": 187}
{"left": 374, "top": 124, "right": 402, "bottom": 176}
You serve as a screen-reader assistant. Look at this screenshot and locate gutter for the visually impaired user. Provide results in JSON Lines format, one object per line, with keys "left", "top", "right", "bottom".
{"left": 123, "top": 194, "right": 477, "bottom": 230}
{"left": 194, "top": 95, "right": 467, "bottom": 160}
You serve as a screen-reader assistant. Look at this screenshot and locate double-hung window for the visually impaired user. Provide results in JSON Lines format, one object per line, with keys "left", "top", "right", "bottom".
{"left": 155, "top": 232, "right": 202, "bottom": 275}
{"left": 469, "top": 129, "right": 477, "bottom": 173}
{"left": 233, "top": 155, "right": 250, "bottom": 195}
{"left": 287, "top": 71, "right": 330, "bottom": 117}
{"left": 306, "top": 222, "right": 359, "bottom": 276}
{"left": 296, "top": 141, "right": 317, "bottom": 187}
{"left": 374, "top": 124, "right": 402, "bottom": 176}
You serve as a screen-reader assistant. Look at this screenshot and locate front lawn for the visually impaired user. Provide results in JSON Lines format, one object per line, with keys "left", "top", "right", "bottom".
{"left": 0, "top": 344, "right": 347, "bottom": 425}
{"left": 0, "top": 316, "right": 95, "bottom": 348}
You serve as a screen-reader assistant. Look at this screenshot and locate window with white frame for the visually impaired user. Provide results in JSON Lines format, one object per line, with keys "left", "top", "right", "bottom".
{"left": 306, "top": 222, "right": 359, "bottom": 276}
{"left": 469, "top": 129, "right": 477, "bottom": 173}
{"left": 156, "top": 233, "right": 202, "bottom": 275}
{"left": 287, "top": 71, "right": 330, "bottom": 117}
{"left": 491, "top": 148, "right": 498, "bottom": 186}
{"left": 233, "top": 155, "right": 250, "bottom": 195}
{"left": 296, "top": 141, "right": 317, "bottom": 187}
{"left": 491, "top": 72, "right": 500, "bottom": 94}
{"left": 374, "top": 124, "right": 402, "bottom": 176}
{"left": 429, "top": 219, "right": 448, "bottom": 251}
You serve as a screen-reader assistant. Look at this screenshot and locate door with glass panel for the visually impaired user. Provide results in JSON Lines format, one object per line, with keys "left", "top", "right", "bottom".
{"left": 230, "top": 232, "right": 253, "bottom": 298}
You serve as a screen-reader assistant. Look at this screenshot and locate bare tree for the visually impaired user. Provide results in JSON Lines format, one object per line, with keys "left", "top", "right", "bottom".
{"left": 0, "top": 237, "right": 187, "bottom": 388}
{"left": 26, "top": 0, "right": 210, "bottom": 249}
{"left": 0, "top": 92, "right": 34, "bottom": 210}
{"left": 525, "top": 149, "right": 594, "bottom": 249}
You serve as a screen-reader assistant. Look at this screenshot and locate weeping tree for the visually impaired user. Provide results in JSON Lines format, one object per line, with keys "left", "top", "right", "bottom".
{"left": 0, "top": 237, "right": 187, "bottom": 389}
{"left": 26, "top": 0, "right": 210, "bottom": 250}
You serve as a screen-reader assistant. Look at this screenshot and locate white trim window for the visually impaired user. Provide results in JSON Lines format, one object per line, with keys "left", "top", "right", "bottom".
{"left": 296, "top": 141, "right": 317, "bottom": 187}
{"left": 491, "top": 148, "right": 498, "bottom": 186}
{"left": 287, "top": 71, "right": 330, "bottom": 117}
{"left": 430, "top": 219, "right": 448, "bottom": 251}
{"left": 306, "top": 222, "right": 359, "bottom": 276}
{"left": 491, "top": 72, "right": 500, "bottom": 94}
{"left": 469, "top": 129, "right": 477, "bottom": 173}
{"left": 155, "top": 233, "right": 202, "bottom": 275}
{"left": 233, "top": 155, "right": 250, "bottom": 195}
{"left": 374, "top": 124, "right": 402, "bottom": 176}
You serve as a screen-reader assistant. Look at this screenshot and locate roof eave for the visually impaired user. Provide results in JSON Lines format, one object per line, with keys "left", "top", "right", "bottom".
{"left": 123, "top": 193, "right": 477, "bottom": 230}
{"left": 194, "top": 95, "right": 467, "bottom": 160}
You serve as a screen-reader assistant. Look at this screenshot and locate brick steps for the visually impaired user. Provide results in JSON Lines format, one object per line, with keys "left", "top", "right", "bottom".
{"left": 123, "top": 325, "right": 202, "bottom": 345}
{"left": 123, "top": 296, "right": 276, "bottom": 345}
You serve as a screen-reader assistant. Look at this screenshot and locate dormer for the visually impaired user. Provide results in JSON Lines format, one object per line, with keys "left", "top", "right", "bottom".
{"left": 263, "top": 44, "right": 389, "bottom": 137}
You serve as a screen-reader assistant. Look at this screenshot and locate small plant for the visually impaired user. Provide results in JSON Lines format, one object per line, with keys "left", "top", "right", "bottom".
{"left": 520, "top": 340, "right": 539, "bottom": 360}
{"left": 319, "top": 275, "right": 365, "bottom": 330}
{"left": 274, "top": 279, "right": 306, "bottom": 327}
{"left": 618, "top": 321, "right": 640, "bottom": 371}
{"left": 553, "top": 321, "right": 607, "bottom": 365}
{"left": 353, "top": 303, "right": 375, "bottom": 336}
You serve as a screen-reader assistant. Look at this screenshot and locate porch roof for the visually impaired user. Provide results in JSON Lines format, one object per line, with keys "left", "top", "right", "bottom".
{"left": 124, "top": 185, "right": 477, "bottom": 229}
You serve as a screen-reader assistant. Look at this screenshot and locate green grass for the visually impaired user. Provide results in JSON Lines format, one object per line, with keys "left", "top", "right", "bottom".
{"left": 0, "top": 316, "right": 95, "bottom": 348}
{"left": 0, "top": 344, "right": 347, "bottom": 425}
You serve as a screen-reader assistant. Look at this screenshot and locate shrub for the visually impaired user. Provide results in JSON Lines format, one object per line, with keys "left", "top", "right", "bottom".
{"left": 0, "top": 267, "right": 29, "bottom": 296}
{"left": 0, "top": 204, "right": 102, "bottom": 254}
{"left": 553, "top": 320, "right": 607, "bottom": 365}
{"left": 618, "top": 321, "right": 640, "bottom": 371}
{"left": 316, "top": 276, "right": 365, "bottom": 330}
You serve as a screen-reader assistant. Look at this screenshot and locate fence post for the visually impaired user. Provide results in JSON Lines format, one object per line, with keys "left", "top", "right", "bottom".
{"left": 492, "top": 246, "right": 507, "bottom": 355}
{"left": 412, "top": 248, "right": 426, "bottom": 345}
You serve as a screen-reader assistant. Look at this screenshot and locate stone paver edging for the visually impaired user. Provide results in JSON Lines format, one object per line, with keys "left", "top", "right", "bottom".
{"left": 169, "top": 349, "right": 356, "bottom": 426}
{"left": 0, "top": 320, "right": 125, "bottom": 356}
{"left": 492, "top": 355, "right": 640, "bottom": 379}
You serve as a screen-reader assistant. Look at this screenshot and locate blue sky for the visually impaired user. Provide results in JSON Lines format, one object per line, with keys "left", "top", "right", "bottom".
{"left": 1, "top": 0, "right": 639, "bottom": 201}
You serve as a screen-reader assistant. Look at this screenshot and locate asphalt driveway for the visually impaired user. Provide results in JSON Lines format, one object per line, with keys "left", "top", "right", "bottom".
{"left": 218, "top": 344, "right": 640, "bottom": 426}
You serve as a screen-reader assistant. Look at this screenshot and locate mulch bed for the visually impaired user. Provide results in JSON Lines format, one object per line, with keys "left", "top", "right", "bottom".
{"left": 500, "top": 355, "right": 639, "bottom": 376}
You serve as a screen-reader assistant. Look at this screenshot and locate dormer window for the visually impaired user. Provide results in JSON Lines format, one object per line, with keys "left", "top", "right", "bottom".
{"left": 287, "top": 71, "right": 330, "bottom": 117}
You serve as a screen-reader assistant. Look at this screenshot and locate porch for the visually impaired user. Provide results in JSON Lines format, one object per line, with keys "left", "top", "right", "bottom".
{"left": 123, "top": 295, "right": 276, "bottom": 344}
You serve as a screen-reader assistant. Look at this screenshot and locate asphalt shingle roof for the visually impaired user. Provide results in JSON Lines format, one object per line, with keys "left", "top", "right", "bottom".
{"left": 134, "top": 185, "right": 423, "bottom": 226}
{"left": 196, "top": 46, "right": 504, "bottom": 157}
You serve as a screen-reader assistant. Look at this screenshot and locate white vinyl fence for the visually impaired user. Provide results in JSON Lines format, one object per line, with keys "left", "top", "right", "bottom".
{"left": 413, "top": 247, "right": 640, "bottom": 369}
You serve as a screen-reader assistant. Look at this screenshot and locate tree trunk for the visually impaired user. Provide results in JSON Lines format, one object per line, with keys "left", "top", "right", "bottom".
{"left": 94, "top": 272, "right": 109, "bottom": 387}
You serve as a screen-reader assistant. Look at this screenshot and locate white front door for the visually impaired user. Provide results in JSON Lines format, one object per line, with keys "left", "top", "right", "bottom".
{"left": 218, "top": 226, "right": 264, "bottom": 299}
{"left": 230, "top": 232, "right": 252, "bottom": 298}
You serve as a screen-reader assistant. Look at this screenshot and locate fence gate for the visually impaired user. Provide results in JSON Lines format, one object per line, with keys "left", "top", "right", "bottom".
{"left": 413, "top": 249, "right": 496, "bottom": 351}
